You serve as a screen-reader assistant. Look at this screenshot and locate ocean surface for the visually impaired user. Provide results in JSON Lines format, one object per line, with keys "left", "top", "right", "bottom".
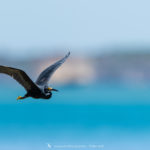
{"left": 0, "top": 83, "right": 150, "bottom": 150}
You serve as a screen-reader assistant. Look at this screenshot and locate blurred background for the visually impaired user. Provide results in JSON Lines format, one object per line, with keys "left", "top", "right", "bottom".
{"left": 1, "top": 0, "right": 150, "bottom": 149}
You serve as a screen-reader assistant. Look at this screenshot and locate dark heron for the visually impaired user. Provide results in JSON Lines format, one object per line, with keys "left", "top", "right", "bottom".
{"left": 0, "top": 52, "right": 70, "bottom": 100}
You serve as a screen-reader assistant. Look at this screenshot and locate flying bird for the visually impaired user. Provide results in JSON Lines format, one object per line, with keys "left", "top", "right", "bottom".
{"left": 0, "top": 52, "right": 70, "bottom": 100}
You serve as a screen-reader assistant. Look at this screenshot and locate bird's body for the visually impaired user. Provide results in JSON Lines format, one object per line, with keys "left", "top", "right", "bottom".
{"left": 0, "top": 52, "right": 70, "bottom": 100}
{"left": 23, "top": 89, "right": 52, "bottom": 99}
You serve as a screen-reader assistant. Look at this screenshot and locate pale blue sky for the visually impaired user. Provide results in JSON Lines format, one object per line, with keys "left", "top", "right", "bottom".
{"left": 0, "top": 0, "right": 150, "bottom": 57}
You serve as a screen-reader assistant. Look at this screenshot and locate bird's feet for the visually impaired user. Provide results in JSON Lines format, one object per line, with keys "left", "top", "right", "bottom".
{"left": 16, "top": 96, "right": 23, "bottom": 100}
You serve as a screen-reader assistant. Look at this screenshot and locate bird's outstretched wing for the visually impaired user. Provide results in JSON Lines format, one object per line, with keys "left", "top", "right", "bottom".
{"left": 0, "top": 65, "right": 41, "bottom": 92}
{"left": 36, "top": 52, "right": 70, "bottom": 86}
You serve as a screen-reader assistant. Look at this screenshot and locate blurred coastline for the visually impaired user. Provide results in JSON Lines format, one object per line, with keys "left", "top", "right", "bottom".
{"left": 1, "top": 47, "right": 150, "bottom": 87}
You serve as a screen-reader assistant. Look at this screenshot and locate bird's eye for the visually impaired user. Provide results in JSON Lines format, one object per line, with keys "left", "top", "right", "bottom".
{"left": 44, "top": 88, "right": 48, "bottom": 93}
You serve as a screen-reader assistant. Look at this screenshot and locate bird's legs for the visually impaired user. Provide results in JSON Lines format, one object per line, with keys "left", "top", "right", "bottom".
{"left": 16, "top": 96, "right": 27, "bottom": 100}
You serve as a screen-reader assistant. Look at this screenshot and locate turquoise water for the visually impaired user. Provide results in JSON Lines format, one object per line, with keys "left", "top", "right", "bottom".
{"left": 0, "top": 83, "right": 150, "bottom": 149}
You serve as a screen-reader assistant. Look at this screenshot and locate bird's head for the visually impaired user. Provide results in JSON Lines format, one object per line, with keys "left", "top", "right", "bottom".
{"left": 45, "top": 87, "right": 58, "bottom": 93}
{"left": 44, "top": 87, "right": 58, "bottom": 99}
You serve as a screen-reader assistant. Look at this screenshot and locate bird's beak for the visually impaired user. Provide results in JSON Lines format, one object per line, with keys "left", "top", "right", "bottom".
{"left": 48, "top": 87, "right": 58, "bottom": 92}
{"left": 17, "top": 96, "right": 22, "bottom": 100}
{"left": 52, "top": 88, "right": 59, "bottom": 92}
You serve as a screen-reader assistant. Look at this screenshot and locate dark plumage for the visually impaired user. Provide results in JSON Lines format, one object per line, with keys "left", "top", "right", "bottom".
{"left": 0, "top": 52, "right": 70, "bottom": 100}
